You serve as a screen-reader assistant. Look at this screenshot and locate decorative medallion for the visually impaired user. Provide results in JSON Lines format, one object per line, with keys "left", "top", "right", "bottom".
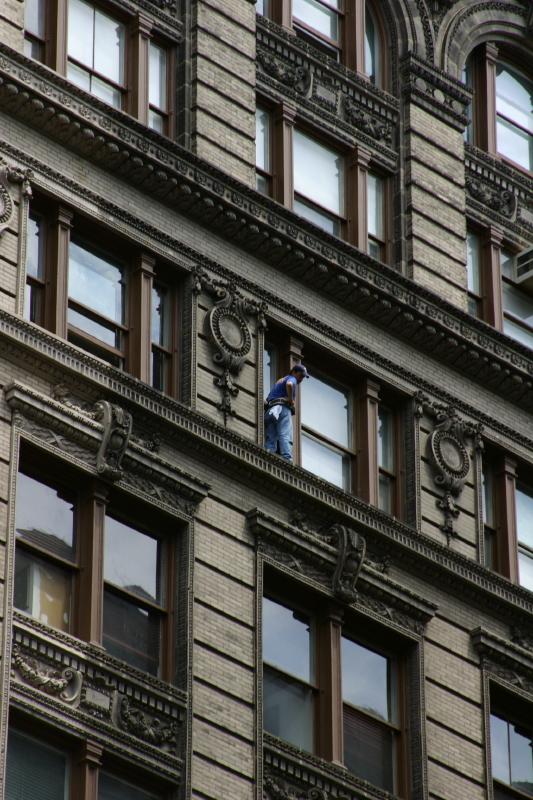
{"left": 415, "top": 392, "right": 483, "bottom": 542}
{"left": 193, "top": 268, "right": 267, "bottom": 425}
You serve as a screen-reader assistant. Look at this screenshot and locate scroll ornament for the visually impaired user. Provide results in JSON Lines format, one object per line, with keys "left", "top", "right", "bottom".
{"left": 265, "top": 776, "right": 329, "bottom": 800}
{"left": 193, "top": 268, "right": 267, "bottom": 424}
{"left": 415, "top": 392, "right": 483, "bottom": 542}
{"left": 94, "top": 400, "right": 132, "bottom": 481}
{"left": 0, "top": 160, "right": 32, "bottom": 237}
{"left": 11, "top": 645, "right": 82, "bottom": 703}
{"left": 330, "top": 523, "right": 366, "bottom": 603}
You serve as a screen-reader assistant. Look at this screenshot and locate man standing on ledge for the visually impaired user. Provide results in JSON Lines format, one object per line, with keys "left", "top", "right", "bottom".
{"left": 264, "top": 364, "right": 309, "bottom": 462}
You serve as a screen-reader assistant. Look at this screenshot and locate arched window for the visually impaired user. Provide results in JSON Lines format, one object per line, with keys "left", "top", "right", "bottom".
{"left": 464, "top": 43, "right": 533, "bottom": 173}
{"left": 364, "top": 4, "right": 381, "bottom": 86}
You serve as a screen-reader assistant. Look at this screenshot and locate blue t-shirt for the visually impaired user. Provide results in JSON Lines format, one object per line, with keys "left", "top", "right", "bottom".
{"left": 266, "top": 375, "right": 297, "bottom": 403}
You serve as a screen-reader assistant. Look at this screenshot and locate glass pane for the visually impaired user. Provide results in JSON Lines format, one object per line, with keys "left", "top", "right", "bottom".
{"left": 467, "top": 231, "right": 481, "bottom": 295}
{"left": 293, "top": 130, "right": 344, "bottom": 216}
{"left": 263, "top": 666, "right": 314, "bottom": 751}
{"left": 301, "top": 432, "right": 348, "bottom": 488}
{"left": 149, "top": 43, "right": 167, "bottom": 111}
{"left": 68, "top": 307, "right": 119, "bottom": 348}
{"left": 67, "top": 61, "right": 91, "bottom": 92}
{"left": 496, "top": 64, "right": 533, "bottom": 134}
{"left": 263, "top": 597, "right": 312, "bottom": 681}
{"left": 491, "top": 714, "right": 511, "bottom": 784}
{"left": 25, "top": 282, "right": 43, "bottom": 324}
{"left": 497, "top": 117, "right": 532, "bottom": 172}
{"left": 485, "top": 527, "right": 495, "bottom": 570}
{"left": 341, "top": 637, "right": 392, "bottom": 721}
{"left": 69, "top": 240, "right": 124, "bottom": 323}
{"left": 90, "top": 74, "right": 122, "bottom": 108}
{"left": 293, "top": 197, "right": 340, "bottom": 236}
{"left": 343, "top": 705, "right": 394, "bottom": 792}
{"left": 518, "top": 550, "right": 533, "bottom": 592}
{"left": 152, "top": 283, "right": 170, "bottom": 347}
{"left": 256, "top": 173, "right": 269, "bottom": 195}
{"left": 482, "top": 461, "right": 494, "bottom": 528}
{"left": 463, "top": 61, "right": 473, "bottom": 143}
{"left": 94, "top": 7, "right": 125, "bottom": 85}
{"left": 6, "top": 731, "right": 68, "bottom": 800}
{"left": 368, "top": 238, "right": 382, "bottom": 261}
{"left": 367, "top": 173, "right": 383, "bottom": 240}
{"left": 15, "top": 549, "right": 71, "bottom": 632}
{"left": 378, "top": 406, "right": 394, "bottom": 471}
{"left": 103, "top": 590, "right": 160, "bottom": 674}
{"left": 503, "top": 316, "right": 533, "bottom": 350}
{"left": 256, "top": 108, "right": 271, "bottom": 172}
{"left": 500, "top": 249, "right": 515, "bottom": 279}
{"left": 26, "top": 214, "right": 44, "bottom": 280}
{"left": 379, "top": 474, "right": 393, "bottom": 514}
{"left": 516, "top": 482, "right": 533, "bottom": 549}
{"left": 301, "top": 373, "right": 349, "bottom": 446}
{"left": 365, "top": 7, "right": 377, "bottom": 82}
{"left": 503, "top": 283, "right": 533, "bottom": 329}
{"left": 151, "top": 347, "right": 169, "bottom": 392}
{"left": 263, "top": 345, "right": 276, "bottom": 400}
{"left": 510, "top": 721, "right": 533, "bottom": 795}
{"left": 25, "top": 0, "right": 45, "bottom": 38}
{"left": 293, "top": 0, "right": 339, "bottom": 41}
{"left": 25, "top": 37, "right": 44, "bottom": 61}
{"left": 16, "top": 472, "right": 75, "bottom": 559}
{"left": 149, "top": 109, "right": 165, "bottom": 133}
{"left": 104, "top": 515, "right": 161, "bottom": 604}
{"left": 67, "top": 0, "right": 94, "bottom": 67}
{"left": 99, "top": 772, "right": 158, "bottom": 800}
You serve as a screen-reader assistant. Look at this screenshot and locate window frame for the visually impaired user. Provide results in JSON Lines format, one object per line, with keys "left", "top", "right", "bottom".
{"left": 13, "top": 446, "right": 176, "bottom": 681}
{"left": 261, "top": 574, "right": 409, "bottom": 796}
{"left": 292, "top": 0, "right": 345, "bottom": 61}
{"left": 489, "top": 685, "right": 533, "bottom": 800}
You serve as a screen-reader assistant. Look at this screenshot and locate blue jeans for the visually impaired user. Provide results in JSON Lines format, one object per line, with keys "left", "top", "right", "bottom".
{"left": 264, "top": 404, "right": 293, "bottom": 461}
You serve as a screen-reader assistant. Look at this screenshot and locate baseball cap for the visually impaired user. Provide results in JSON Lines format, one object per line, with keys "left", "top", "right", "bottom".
{"left": 292, "top": 364, "right": 310, "bottom": 378}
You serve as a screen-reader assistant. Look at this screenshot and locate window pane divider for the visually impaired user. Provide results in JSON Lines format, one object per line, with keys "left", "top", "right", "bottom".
{"left": 294, "top": 192, "right": 346, "bottom": 224}
{"left": 67, "top": 56, "right": 126, "bottom": 92}
{"left": 301, "top": 425, "right": 353, "bottom": 456}
{"left": 68, "top": 324, "right": 125, "bottom": 358}
{"left": 263, "top": 661, "right": 318, "bottom": 691}
{"left": 67, "top": 298, "right": 127, "bottom": 332}
{"left": 104, "top": 580, "right": 165, "bottom": 614}
{"left": 342, "top": 700, "right": 400, "bottom": 732}
{"left": 16, "top": 538, "right": 78, "bottom": 570}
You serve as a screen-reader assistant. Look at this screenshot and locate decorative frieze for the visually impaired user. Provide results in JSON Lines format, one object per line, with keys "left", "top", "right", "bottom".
{"left": 472, "top": 627, "right": 533, "bottom": 698}
{"left": 400, "top": 53, "right": 471, "bottom": 131}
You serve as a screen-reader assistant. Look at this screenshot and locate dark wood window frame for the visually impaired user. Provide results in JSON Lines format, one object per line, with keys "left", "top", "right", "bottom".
{"left": 263, "top": 332, "right": 404, "bottom": 516}
{"left": 262, "top": 573, "right": 410, "bottom": 797}
{"left": 14, "top": 446, "right": 177, "bottom": 681}
{"left": 6, "top": 714, "right": 174, "bottom": 800}
{"left": 466, "top": 42, "right": 533, "bottom": 177}
{"left": 488, "top": 684, "right": 533, "bottom": 800}
{"left": 23, "top": 0, "right": 176, "bottom": 136}
{"left": 258, "top": 97, "right": 391, "bottom": 257}
{"left": 24, "top": 195, "right": 181, "bottom": 395}
{"left": 265, "top": 0, "right": 388, "bottom": 88}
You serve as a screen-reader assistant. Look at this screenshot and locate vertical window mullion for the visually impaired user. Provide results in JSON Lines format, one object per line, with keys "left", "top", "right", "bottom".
{"left": 355, "top": 378, "right": 380, "bottom": 505}
{"left": 129, "top": 252, "right": 155, "bottom": 384}
{"left": 76, "top": 483, "right": 108, "bottom": 646}
{"left": 494, "top": 456, "right": 519, "bottom": 583}
{"left": 47, "top": 204, "right": 73, "bottom": 338}
{"left": 316, "top": 609, "right": 343, "bottom": 763}
{"left": 481, "top": 226, "right": 504, "bottom": 329}
{"left": 71, "top": 740, "right": 103, "bottom": 800}
{"left": 273, "top": 102, "right": 296, "bottom": 207}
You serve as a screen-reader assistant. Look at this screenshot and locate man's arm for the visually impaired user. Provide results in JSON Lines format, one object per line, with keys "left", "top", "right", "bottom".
{"left": 286, "top": 376, "right": 296, "bottom": 408}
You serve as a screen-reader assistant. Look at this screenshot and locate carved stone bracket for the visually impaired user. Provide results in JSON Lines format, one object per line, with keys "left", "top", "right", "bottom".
{"left": 0, "top": 158, "right": 32, "bottom": 237}
{"left": 415, "top": 392, "right": 483, "bottom": 542}
{"left": 466, "top": 176, "right": 517, "bottom": 220}
{"left": 329, "top": 524, "right": 366, "bottom": 603}
{"left": 193, "top": 268, "right": 267, "bottom": 424}
{"left": 472, "top": 627, "right": 533, "bottom": 698}
{"left": 94, "top": 399, "right": 132, "bottom": 481}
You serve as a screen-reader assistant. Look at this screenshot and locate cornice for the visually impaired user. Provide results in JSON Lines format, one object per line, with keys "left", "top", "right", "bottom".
{"left": 2, "top": 50, "right": 533, "bottom": 412}
{"left": 4, "top": 381, "right": 210, "bottom": 515}
{"left": 248, "top": 509, "right": 437, "bottom": 635}
{"left": 256, "top": 19, "right": 398, "bottom": 168}
{"left": 465, "top": 144, "right": 533, "bottom": 237}
{"left": 84, "top": 0, "right": 181, "bottom": 37}
{"left": 400, "top": 52, "right": 471, "bottom": 131}
{"left": 472, "top": 627, "right": 533, "bottom": 684}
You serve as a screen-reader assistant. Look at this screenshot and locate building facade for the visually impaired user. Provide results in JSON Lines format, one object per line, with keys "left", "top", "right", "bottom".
{"left": 0, "top": 0, "right": 533, "bottom": 798}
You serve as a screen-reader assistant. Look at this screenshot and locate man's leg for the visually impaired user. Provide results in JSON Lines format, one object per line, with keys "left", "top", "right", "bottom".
{"left": 278, "top": 407, "right": 293, "bottom": 461}
{"left": 264, "top": 410, "right": 278, "bottom": 453}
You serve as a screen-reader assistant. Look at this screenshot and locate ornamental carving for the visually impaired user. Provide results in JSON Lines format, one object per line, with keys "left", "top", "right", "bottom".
{"left": 329, "top": 524, "right": 366, "bottom": 603}
{"left": 118, "top": 696, "right": 178, "bottom": 747}
{"left": 264, "top": 775, "right": 330, "bottom": 800}
{"left": 466, "top": 176, "right": 517, "bottom": 220}
{"left": 94, "top": 399, "right": 132, "bottom": 481}
{"left": 415, "top": 393, "right": 483, "bottom": 542}
{"left": 343, "top": 98, "right": 392, "bottom": 145}
{"left": 0, "top": 159, "right": 32, "bottom": 237}
{"left": 193, "top": 268, "right": 267, "bottom": 424}
{"left": 257, "top": 50, "right": 311, "bottom": 94}
{"left": 11, "top": 645, "right": 82, "bottom": 703}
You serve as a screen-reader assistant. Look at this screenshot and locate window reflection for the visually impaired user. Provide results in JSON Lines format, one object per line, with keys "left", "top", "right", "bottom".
{"left": 496, "top": 64, "right": 533, "bottom": 172}
{"left": 100, "top": 773, "right": 159, "bottom": 800}
{"left": 491, "top": 713, "right": 533, "bottom": 797}
{"left": 104, "top": 515, "right": 161, "bottom": 604}
{"left": 516, "top": 482, "right": 533, "bottom": 591}
{"left": 149, "top": 43, "right": 167, "bottom": 133}
{"left": 6, "top": 732, "right": 68, "bottom": 800}
{"left": 24, "top": 0, "right": 46, "bottom": 61}
{"left": 293, "top": 130, "right": 344, "bottom": 236}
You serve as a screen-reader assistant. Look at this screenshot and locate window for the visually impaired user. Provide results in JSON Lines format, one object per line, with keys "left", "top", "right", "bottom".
{"left": 293, "top": 129, "right": 345, "bottom": 236}
{"left": 24, "top": 0, "right": 46, "bottom": 62}
{"left": 263, "top": 337, "right": 402, "bottom": 513}
{"left": 5, "top": 727, "right": 168, "bottom": 800}
{"left": 367, "top": 172, "right": 385, "bottom": 260}
{"left": 466, "top": 230, "right": 482, "bottom": 318}
{"left": 262, "top": 591, "right": 405, "bottom": 794}
{"left": 263, "top": 2, "right": 386, "bottom": 87}
{"left": 501, "top": 249, "right": 533, "bottom": 351}
{"left": 490, "top": 690, "right": 533, "bottom": 800}
{"left": 256, "top": 106, "right": 272, "bottom": 196}
{"left": 480, "top": 454, "right": 533, "bottom": 593}
{"left": 24, "top": 199, "right": 179, "bottom": 394}
{"left": 13, "top": 453, "right": 174, "bottom": 678}
{"left": 465, "top": 45, "right": 532, "bottom": 173}
{"left": 23, "top": 0, "right": 175, "bottom": 133}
